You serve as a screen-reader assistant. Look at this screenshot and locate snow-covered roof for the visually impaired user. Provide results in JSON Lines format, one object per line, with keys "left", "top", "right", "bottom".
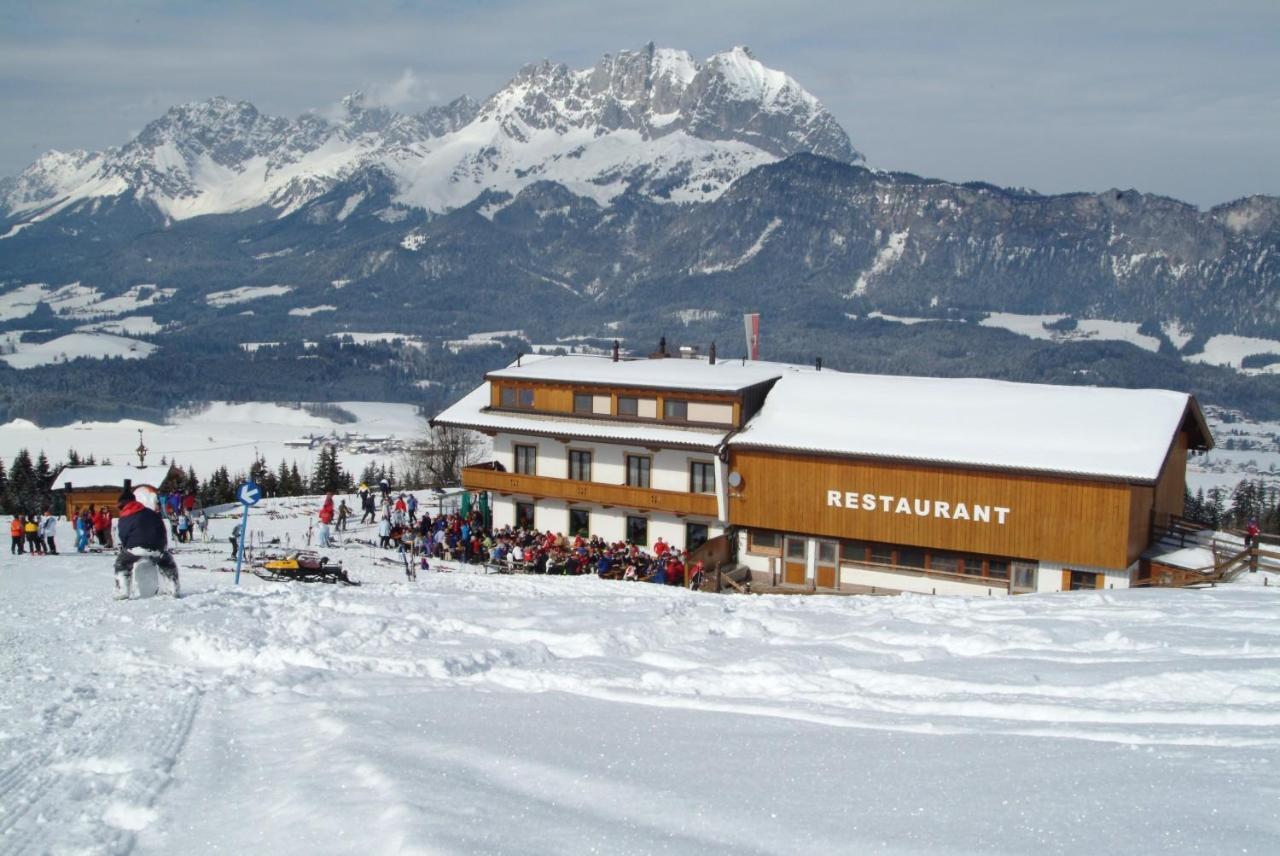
{"left": 433, "top": 382, "right": 727, "bottom": 450}
{"left": 51, "top": 464, "right": 174, "bottom": 491}
{"left": 487, "top": 353, "right": 782, "bottom": 393}
{"left": 728, "top": 370, "right": 1202, "bottom": 482}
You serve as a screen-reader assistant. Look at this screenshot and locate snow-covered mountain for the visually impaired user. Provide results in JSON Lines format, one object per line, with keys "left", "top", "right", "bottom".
{"left": 0, "top": 44, "right": 858, "bottom": 225}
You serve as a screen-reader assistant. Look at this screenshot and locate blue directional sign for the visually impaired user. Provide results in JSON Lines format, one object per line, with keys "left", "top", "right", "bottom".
{"left": 238, "top": 480, "right": 262, "bottom": 507}
{"left": 233, "top": 481, "right": 261, "bottom": 585}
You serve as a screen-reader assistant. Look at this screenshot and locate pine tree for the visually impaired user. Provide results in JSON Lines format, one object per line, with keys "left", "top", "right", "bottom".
{"left": 276, "top": 460, "right": 292, "bottom": 496}
{"left": 0, "top": 457, "right": 8, "bottom": 514}
{"left": 66, "top": 449, "right": 82, "bottom": 466}
{"left": 34, "top": 452, "right": 53, "bottom": 511}
{"left": 7, "top": 450, "right": 38, "bottom": 514}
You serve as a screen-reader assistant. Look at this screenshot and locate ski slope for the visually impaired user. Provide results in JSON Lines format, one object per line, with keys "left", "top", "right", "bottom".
{"left": 2, "top": 498, "right": 1279, "bottom": 854}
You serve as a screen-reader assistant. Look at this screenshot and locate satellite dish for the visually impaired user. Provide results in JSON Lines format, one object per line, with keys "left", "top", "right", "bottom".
{"left": 727, "top": 471, "right": 743, "bottom": 488}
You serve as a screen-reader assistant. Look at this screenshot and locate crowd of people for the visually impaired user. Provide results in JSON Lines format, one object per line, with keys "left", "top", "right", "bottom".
{"left": 8, "top": 511, "right": 59, "bottom": 555}
{"left": 319, "top": 483, "right": 707, "bottom": 589}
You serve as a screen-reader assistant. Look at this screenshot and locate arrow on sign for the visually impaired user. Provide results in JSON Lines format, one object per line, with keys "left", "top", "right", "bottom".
{"left": 237, "top": 481, "right": 262, "bottom": 507}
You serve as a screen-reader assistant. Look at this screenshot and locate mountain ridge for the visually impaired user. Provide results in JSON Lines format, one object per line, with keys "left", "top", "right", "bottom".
{"left": 1, "top": 43, "right": 855, "bottom": 226}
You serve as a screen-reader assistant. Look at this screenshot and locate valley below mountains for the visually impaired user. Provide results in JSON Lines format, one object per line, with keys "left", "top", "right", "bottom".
{"left": 1, "top": 43, "right": 1278, "bottom": 425}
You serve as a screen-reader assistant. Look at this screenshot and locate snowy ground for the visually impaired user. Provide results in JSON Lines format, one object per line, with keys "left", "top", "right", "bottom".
{"left": 0, "top": 401, "right": 428, "bottom": 480}
{"left": 2, "top": 498, "right": 1279, "bottom": 854}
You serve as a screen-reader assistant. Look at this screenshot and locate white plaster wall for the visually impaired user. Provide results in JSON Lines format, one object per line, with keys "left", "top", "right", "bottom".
{"left": 492, "top": 495, "right": 515, "bottom": 529}
{"left": 839, "top": 564, "right": 1010, "bottom": 597}
{"left": 1036, "top": 561, "right": 1132, "bottom": 592}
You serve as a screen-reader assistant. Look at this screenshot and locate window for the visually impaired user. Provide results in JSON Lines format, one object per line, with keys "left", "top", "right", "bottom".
{"left": 1011, "top": 561, "right": 1036, "bottom": 592}
{"left": 663, "top": 399, "right": 688, "bottom": 420}
{"left": 617, "top": 396, "right": 656, "bottom": 418}
{"left": 869, "top": 543, "right": 894, "bottom": 565}
{"left": 686, "top": 523, "right": 709, "bottom": 552}
{"left": 986, "top": 560, "right": 1010, "bottom": 580}
{"left": 516, "top": 502, "right": 535, "bottom": 529}
{"left": 501, "top": 386, "right": 534, "bottom": 409}
{"left": 626, "top": 515, "right": 648, "bottom": 545}
{"left": 841, "top": 541, "right": 870, "bottom": 563}
{"left": 514, "top": 444, "right": 537, "bottom": 475}
{"left": 1068, "top": 570, "right": 1100, "bottom": 591}
{"left": 785, "top": 538, "right": 807, "bottom": 562}
{"left": 897, "top": 548, "right": 926, "bottom": 569}
{"left": 625, "top": 455, "right": 651, "bottom": 488}
{"left": 573, "top": 393, "right": 593, "bottom": 413}
{"left": 817, "top": 541, "right": 837, "bottom": 565}
{"left": 569, "top": 508, "right": 590, "bottom": 537}
{"left": 748, "top": 530, "right": 781, "bottom": 553}
{"left": 689, "top": 461, "right": 715, "bottom": 494}
{"left": 930, "top": 554, "right": 960, "bottom": 575}
{"left": 568, "top": 450, "right": 592, "bottom": 481}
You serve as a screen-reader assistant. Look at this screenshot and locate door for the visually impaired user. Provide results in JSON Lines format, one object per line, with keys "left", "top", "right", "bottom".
{"left": 815, "top": 540, "right": 838, "bottom": 589}
{"left": 783, "top": 536, "right": 807, "bottom": 585}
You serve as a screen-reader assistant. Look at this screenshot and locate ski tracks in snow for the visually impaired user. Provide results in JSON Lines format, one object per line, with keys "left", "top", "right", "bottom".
{"left": 0, "top": 587, "right": 203, "bottom": 855}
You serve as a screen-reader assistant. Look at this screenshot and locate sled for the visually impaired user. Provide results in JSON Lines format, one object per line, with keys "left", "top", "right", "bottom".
{"left": 130, "top": 557, "right": 161, "bottom": 598}
{"left": 255, "top": 551, "right": 358, "bottom": 586}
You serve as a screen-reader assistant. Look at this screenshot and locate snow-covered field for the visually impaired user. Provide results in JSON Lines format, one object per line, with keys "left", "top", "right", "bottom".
{"left": 1188, "top": 408, "right": 1280, "bottom": 493}
{"left": 0, "top": 331, "right": 156, "bottom": 369}
{"left": 3, "top": 498, "right": 1279, "bottom": 854}
{"left": 0, "top": 401, "right": 427, "bottom": 478}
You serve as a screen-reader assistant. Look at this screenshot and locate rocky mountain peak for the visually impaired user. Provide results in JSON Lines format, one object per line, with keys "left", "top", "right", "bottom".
{"left": 2, "top": 45, "right": 860, "bottom": 222}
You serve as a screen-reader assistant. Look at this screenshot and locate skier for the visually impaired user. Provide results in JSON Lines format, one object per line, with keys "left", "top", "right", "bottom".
{"left": 318, "top": 493, "right": 334, "bottom": 548}
{"left": 360, "top": 491, "right": 376, "bottom": 525}
{"left": 9, "top": 515, "right": 24, "bottom": 554}
{"left": 39, "top": 509, "right": 58, "bottom": 555}
{"left": 24, "top": 515, "right": 42, "bottom": 554}
{"left": 378, "top": 512, "right": 392, "bottom": 549}
{"left": 407, "top": 494, "right": 418, "bottom": 524}
{"left": 230, "top": 523, "right": 241, "bottom": 559}
{"left": 1246, "top": 519, "right": 1261, "bottom": 548}
{"left": 114, "top": 487, "right": 181, "bottom": 599}
{"left": 336, "top": 499, "right": 350, "bottom": 532}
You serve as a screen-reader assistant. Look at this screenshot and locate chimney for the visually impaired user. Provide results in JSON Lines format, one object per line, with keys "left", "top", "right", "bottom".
{"left": 709, "top": 342, "right": 717, "bottom": 364}
{"left": 517, "top": 353, "right": 522, "bottom": 367}
{"left": 612, "top": 340, "right": 620, "bottom": 362}
{"left": 816, "top": 356, "right": 823, "bottom": 371}
{"left": 659, "top": 335, "right": 667, "bottom": 357}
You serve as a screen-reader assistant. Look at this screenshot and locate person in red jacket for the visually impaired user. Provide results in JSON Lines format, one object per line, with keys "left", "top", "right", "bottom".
{"left": 93, "top": 506, "right": 113, "bottom": 548}
{"left": 317, "top": 493, "right": 335, "bottom": 548}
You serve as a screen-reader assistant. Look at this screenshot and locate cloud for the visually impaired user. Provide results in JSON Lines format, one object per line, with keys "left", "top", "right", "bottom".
{"left": 365, "top": 69, "right": 438, "bottom": 110}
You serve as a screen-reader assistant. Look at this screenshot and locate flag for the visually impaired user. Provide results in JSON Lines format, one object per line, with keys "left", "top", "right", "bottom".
{"left": 743, "top": 313, "right": 761, "bottom": 360}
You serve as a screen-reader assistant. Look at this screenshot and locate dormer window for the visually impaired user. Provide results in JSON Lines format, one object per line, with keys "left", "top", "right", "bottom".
{"left": 618, "top": 396, "right": 657, "bottom": 418}
{"left": 501, "top": 386, "right": 534, "bottom": 409}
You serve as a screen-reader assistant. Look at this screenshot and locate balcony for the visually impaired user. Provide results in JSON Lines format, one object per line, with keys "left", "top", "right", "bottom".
{"left": 462, "top": 466, "right": 718, "bottom": 518}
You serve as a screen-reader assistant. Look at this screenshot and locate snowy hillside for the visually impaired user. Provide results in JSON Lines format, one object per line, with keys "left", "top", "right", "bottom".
{"left": 0, "top": 401, "right": 428, "bottom": 478}
{"left": 0, "top": 43, "right": 857, "bottom": 224}
{"left": 2, "top": 498, "right": 1278, "bottom": 853}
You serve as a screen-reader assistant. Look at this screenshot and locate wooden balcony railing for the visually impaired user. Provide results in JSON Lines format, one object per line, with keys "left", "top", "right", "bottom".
{"left": 462, "top": 466, "right": 718, "bottom": 518}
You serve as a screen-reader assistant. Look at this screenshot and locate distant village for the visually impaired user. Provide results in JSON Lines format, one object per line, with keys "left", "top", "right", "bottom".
{"left": 283, "top": 431, "right": 413, "bottom": 456}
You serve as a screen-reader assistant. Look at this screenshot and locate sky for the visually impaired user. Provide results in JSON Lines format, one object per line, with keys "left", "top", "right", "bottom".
{"left": 0, "top": 0, "right": 1276, "bottom": 207}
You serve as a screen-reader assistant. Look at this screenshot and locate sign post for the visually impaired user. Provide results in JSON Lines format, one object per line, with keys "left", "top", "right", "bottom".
{"left": 233, "top": 480, "right": 262, "bottom": 585}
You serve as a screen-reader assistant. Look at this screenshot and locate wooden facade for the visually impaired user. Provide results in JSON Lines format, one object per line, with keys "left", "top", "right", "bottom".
{"left": 726, "top": 449, "right": 1170, "bottom": 570}
{"left": 64, "top": 488, "right": 126, "bottom": 522}
{"left": 463, "top": 466, "right": 718, "bottom": 518}
{"left": 487, "top": 378, "right": 754, "bottom": 429}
